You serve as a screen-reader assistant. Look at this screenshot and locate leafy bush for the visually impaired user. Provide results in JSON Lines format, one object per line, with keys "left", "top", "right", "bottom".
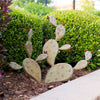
{"left": 24, "top": 2, "right": 55, "bottom": 16}
{"left": 42, "top": 10, "right": 100, "bottom": 69}
{"left": 0, "top": 0, "right": 12, "bottom": 69}
{"left": 80, "top": 0, "right": 100, "bottom": 17}
{"left": 2, "top": 8, "right": 43, "bottom": 65}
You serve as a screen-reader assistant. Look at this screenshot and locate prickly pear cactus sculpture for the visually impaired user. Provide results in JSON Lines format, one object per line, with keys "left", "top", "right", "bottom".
{"left": 49, "top": 16, "right": 57, "bottom": 27}
{"left": 41, "top": 16, "right": 72, "bottom": 83}
{"left": 73, "top": 51, "right": 93, "bottom": 70}
{"left": 9, "top": 62, "right": 23, "bottom": 70}
{"left": 9, "top": 29, "right": 42, "bottom": 83}
{"left": 35, "top": 54, "right": 48, "bottom": 62}
{"left": 25, "top": 41, "right": 33, "bottom": 58}
{"left": 28, "top": 29, "right": 33, "bottom": 41}
{"left": 85, "top": 51, "right": 92, "bottom": 60}
{"left": 45, "top": 63, "right": 73, "bottom": 83}
{"left": 59, "top": 44, "right": 71, "bottom": 50}
{"left": 23, "top": 58, "right": 41, "bottom": 82}
{"left": 43, "top": 39, "right": 59, "bottom": 67}
{"left": 55, "top": 25, "right": 65, "bottom": 41}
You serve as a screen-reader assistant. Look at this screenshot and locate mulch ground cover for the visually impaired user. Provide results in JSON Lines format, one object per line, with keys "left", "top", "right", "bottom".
{"left": 0, "top": 67, "right": 94, "bottom": 100}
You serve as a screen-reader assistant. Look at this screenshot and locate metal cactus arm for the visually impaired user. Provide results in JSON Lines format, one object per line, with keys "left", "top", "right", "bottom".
{"left": 23, "top": 58, "right": 41, "bottom": 83}
{"left": 28, "top": 29, "right": 33, "bottom": 41}
{"left": 45, "top": 63, "right": 73, "bottom": 83}
{"left": 25, "top": 41, "right": 33, "bottom": 58}
{"left": 73, "top": 51, "right": 93, "bottom": 70}
{"left": 59, "top": 44, "right": 71, "bottom": 50}
{"left": 49, "top": 16, "right": 57, "bottom": 27}
{"left": 55, "top": 25, "right": 65, "bottom": 41}
{"left": 9, "top": 62, "right": 23, "bottom": 70}
{"left": 43, "top": 39, "right": 59, "bottom": 67}
{"left": 35, "top": 54, "right": 48, "bottom": 62}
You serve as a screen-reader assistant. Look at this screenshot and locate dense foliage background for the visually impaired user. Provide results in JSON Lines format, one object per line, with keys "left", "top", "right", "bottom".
{"left": 24, "top": 2, "right": 55, "bottom": 16}
{"left": 2, "top": 8, "right": 100, "bottom": 70}
{"left": 1, "top": 0, "right": 100, "bottom": 70}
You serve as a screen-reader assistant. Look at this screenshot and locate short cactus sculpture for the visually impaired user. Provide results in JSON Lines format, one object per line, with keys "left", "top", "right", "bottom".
{"left": 9, "top": 16, "right": 93, "bottom": 84}
{"left": 9, "top": 29, "right": 41, "bottom": 83}
{"left": 36, "top": 16, "right": 73, "bottom": 83}
{"left": 37, "top": 16, "right": 93, "bottom": 83}
{"left": 73, "top": 51, "right": 93, "bottom": 70}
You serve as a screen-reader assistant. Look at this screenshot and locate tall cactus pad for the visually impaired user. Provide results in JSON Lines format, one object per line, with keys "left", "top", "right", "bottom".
{"left": 9, "top": 62, "right": 23, "bottom": 70}
{"left": 59, "top": 44, "right": 71, "bottom": 50}
{"left": 45, "top": 63, "right": 73, "bottom": 83}
{"left": 73, "top": 60, "right": 88, "bottom": 70}
{"left": 49, "top": 16, "right": 57, "bottom": 27}
{"left": 55, "top": 25, "right": 65, "bottom": 41}
{"left": 43, "top": 39, "right": 59, "bottom": 67}
{"left": 85, "top": 51, "right": 92, "bottom": 61}
{"left": 28, "top": 29, "right": 33, "bottom": 41}
{"left": 36, "top": 54, "right": 48, "bottom": 62}
{"left": 25, "top": 41, "right": 33, "bottom": 58}
{"left": 23, "top": 58, "right": 41, "bottom": 83}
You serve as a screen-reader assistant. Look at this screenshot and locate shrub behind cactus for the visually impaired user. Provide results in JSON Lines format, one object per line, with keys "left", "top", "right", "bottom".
{"left": 42, "top": 10, "right": 100, "bottom": 70}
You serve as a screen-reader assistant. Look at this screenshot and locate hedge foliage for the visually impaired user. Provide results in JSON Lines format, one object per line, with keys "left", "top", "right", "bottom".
{"left": 24, "top": 2, "right": 55, "bottom": 16}
{"left": 2, "top": 8, "right": 43, "bottom": 65}
{"left": 42, "top": 10, "right": 100, "bottom": 69}
{"left": 2, "top": 9, "right": 100, "bottom": 70}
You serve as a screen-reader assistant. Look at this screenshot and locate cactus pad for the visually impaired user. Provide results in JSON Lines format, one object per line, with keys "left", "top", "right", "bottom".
{"left": 23, "top": 58, "right": 41, "bottom": 83}
{"left": 36, "top": 54, "right": 48, "bottom": 62}
{"left": 43, "top": 39, "right": 59, "bottom": 67}
{"left": 49, "top": 16, "right": 57, "bottom": 27}
{"left": 55, "top": 25, "right": 65, "bottom": 41}
{"left": 25, "top": 41, "right": 33, "bottom": 58}
{"left": 85, "top": 51, "right": 92, "bottom": 60}
{"left": 28, "top": 29, "right": 33, "bottom": 41}
{"left": 59, "top": 44, "right": 71, "bottom": 50}
{"left": 45, "top": 63, "right": 73, "bottom": 83}
{"left": 9, "top": 62, "right": 23, "bottom": 70}
{"left": 73, "top": 60, "right": 88, "bottom": 70}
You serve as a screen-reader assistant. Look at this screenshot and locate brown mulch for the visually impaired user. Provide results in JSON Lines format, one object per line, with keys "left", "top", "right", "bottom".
{"left": 0, "top": 67, "right": 94, "bottom": 100}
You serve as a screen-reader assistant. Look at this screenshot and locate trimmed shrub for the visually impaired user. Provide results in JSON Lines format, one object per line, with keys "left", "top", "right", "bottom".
{"left": 42, "top": 10, "right": 100, "bottom": 69}
{"left": 2, "top": 8, "right": 43, "bottom": 65}
{"left": 24, "top": 2, "right": 55, "bottom": 16}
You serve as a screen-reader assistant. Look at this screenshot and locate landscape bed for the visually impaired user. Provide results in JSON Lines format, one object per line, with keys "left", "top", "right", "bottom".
{"left": 0, "top": 67, "right": 94, "bottom": 100}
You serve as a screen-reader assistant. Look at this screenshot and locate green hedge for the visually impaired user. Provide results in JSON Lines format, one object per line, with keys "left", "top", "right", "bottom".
{"left": 2, "top": 9, "right": 100, "bottom": 70}
{"left": 2, "top": 8, "right": 43, "bottom": 65}
{"left": 42, "top": 10, "right": 100, "bottom": 69}
{"left": 24, "top": 2, "right": 55, "bottom": 16}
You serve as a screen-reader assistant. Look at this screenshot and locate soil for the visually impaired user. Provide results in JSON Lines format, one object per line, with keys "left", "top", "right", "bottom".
{"left": 0, "top": 67, "right": 94, "bottom": 100}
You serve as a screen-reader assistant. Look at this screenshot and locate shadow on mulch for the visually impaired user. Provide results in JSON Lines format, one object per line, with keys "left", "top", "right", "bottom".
{"left": 0, "top": 67, "right": 93, "bottom": 100}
